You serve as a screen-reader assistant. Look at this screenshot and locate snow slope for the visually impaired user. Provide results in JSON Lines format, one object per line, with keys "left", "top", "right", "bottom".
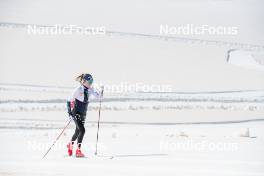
{"left": 1, "top": 116, "right": 264, "bottom": 176}
{"left": 0, "top": 0, "right": 264, "bottom": 91}
{"left": 227, "top": 50, "right": 264, "bottom": 71}
{"left": 0, "top": 84, "right": 264, "bottom": 175}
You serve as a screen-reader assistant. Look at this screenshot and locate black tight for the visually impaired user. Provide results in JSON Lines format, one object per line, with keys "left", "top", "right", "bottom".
{"left": 71, "top": 114, "right": 86, "bottom": 147}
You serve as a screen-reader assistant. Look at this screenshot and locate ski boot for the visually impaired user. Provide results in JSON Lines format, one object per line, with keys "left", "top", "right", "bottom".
{"left": 76, "top": 148, "right": 85, "bottom": 158}
{"left": 67, "top": 142, "right": 73, "bottom": 156}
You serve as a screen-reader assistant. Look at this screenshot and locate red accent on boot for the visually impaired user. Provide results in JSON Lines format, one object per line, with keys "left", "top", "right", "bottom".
{"left": 67, "top": 143, "right": 73, "bottom": 156}
{"left": 76, "top": 148, "right": 85, "bottom": 157}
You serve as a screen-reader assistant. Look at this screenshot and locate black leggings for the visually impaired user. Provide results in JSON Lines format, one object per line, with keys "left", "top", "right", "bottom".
{"left": 71, "top": 113, "right": 86, "bottom": 146}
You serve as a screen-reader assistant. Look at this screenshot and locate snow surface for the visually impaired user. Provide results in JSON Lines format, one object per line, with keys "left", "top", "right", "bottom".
{"left": 0, "top": 84, "right": 264, "bottom": 176}
{"left": 1, "top": 113, "right": 264, "bottom": 176}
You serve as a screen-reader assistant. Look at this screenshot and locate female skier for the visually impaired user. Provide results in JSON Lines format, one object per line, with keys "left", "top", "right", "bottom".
{"left": 66, "top": 73, "right": 101, "bottom": 157}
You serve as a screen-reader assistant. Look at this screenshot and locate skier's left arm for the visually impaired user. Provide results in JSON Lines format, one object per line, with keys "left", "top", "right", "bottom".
{"left": 89, "top": 87, "right": 103, "bottom": 99}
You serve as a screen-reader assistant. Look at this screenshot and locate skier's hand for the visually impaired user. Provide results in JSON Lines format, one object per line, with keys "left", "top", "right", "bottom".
{"left": 68, "top": 111, "right": 73, "bottom": 120}
{"left": 68, "top": 114, "right": 74, "bottom": 120}
{"left": 100, "top": 86, "right": 104, "bottom": 98}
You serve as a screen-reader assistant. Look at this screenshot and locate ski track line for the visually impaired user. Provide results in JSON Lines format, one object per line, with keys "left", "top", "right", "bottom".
{"left": 1, "top": 98, "right": 264, "bottom": 103}
{"left": 0, "top": 118, "right": 264, "bottom": 130}
{"left": 1, "top": 82, "right": 264, "bottom": 94}
{"left": 0, "top": 22, "right": 263, "bottom": 51}
{"left": 64, "top": 154, "right": 264, "bottom": 167}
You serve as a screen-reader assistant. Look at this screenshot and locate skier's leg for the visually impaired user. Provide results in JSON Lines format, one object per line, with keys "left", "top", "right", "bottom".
{"left": 71, "top": 126, "right": 80, "bottom": 142}
{"left": 75, "top": 114, "right": 86, "bottom": 157}
{"left": 76, "top": 123, "right": 85, "bottom": 157}
{"left": 67, "top": 118, "right": 80, "bottom": 156}
{"left": 74, "top": 114, "right": 86, "bottom": 147}
{"left": 77, "top": 122, "right": 85, "bottom": 148}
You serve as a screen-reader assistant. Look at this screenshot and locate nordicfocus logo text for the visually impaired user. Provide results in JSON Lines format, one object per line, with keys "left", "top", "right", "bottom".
{"left": 27, "top": 24, "right": 106, "bottom": 35}
{"left": 160, "top": 24, "right": 238, "bottom": 36}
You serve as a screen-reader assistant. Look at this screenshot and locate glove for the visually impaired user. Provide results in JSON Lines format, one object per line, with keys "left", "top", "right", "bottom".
{"left": 68, "top": 111, "right": 73, "bottom": 117}
{"left": 100, "top": 86, "right": 104, "bottom": 98}
{"left": 67, "top": 114, "right": 72, "bottom": 120}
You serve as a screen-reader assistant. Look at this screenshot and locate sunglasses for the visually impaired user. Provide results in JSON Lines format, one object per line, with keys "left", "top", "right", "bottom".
{"left": 84, "top": 78, "right": 93, "bottom": 85}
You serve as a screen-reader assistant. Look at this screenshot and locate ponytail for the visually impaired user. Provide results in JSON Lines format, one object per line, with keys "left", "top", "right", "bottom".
{"left": 75, "top": 73, "right": 84, "bottom": 82}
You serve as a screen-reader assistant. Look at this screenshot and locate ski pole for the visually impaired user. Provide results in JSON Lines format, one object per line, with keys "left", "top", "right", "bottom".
{"left": 95, "top": 86, "right": 104, "bottom": 155}
{"left": 42, "top": 119, "right": 72, "bottom": 159}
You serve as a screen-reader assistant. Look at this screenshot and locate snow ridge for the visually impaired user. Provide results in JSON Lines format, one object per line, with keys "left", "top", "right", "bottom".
{"left": 1, "top": 22, "right": 263, "bottom": 51}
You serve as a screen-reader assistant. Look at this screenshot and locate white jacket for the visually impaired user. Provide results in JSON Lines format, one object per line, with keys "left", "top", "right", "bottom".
{"left": 68, "top": 85, "right": 100, "bottom": 103}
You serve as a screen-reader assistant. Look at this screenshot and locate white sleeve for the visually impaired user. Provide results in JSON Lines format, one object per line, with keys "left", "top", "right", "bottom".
{"left": 89, "top": 87, "right": 101, "bottom": 99}
{"left": 67, "top": 87, "right": 80, "bottom": 102}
